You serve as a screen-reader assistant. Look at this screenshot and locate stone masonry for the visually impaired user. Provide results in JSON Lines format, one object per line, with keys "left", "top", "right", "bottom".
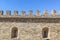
{"left": 0, "top": 10, "right": 60, "bottom": 40}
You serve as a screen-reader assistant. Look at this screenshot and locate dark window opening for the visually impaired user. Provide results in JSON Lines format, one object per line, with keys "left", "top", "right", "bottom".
{"left": 42, "top": 27, "right": 48, "bottom": 38}
{"left": 11, "top": 27, "right": 18, "bottom": 38}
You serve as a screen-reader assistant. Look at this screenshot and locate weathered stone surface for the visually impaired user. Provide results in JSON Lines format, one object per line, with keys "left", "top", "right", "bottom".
{"left": 0, "top": 18, "right": 60, "bottom": 40}
{"left": 0, "top": 9, "right": 60, "bottom": 40}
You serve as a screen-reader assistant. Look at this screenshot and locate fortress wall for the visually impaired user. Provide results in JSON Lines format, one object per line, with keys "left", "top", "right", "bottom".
{"left": 0, "top": 22, "right": 60, "bottom": 40}
{"left": 0, "top": 10, "right": 60, "bottom": 40}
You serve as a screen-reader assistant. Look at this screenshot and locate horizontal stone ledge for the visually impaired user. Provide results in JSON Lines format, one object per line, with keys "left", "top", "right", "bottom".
{"left": 0, "top": 15, "right": 60, "bottom": 18}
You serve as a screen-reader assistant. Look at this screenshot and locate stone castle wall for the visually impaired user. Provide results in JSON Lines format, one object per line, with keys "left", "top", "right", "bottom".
{"left": 0, "top": 10, "right": 60, "bottom": 40}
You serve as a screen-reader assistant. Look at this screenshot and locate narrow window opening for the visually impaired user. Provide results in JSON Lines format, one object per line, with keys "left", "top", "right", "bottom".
{"left": 11, "top": 27, "right": 18, "bottom": 38}
{"left": 42, "top": 27, "right": 48, "bottom": 38}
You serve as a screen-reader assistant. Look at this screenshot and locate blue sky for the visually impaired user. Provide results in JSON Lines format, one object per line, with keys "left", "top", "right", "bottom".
{"left": 0, "top": 0, "right": 60, "bottom": 15}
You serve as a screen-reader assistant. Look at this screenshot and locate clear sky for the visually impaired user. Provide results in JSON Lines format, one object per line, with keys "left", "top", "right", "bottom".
{"left": 0, "top": 0, "right": 60, "bottom": 15}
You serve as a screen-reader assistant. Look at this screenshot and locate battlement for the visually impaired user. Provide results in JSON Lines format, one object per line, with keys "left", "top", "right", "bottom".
{"left": 0, "top": 10, "right": 60, "bottom": 18}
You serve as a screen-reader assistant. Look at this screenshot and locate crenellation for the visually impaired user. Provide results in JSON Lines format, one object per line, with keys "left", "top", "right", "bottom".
{"left": 52, "top": 10, "right": 56, "bottom": 16}
{"left": 21, "top": 10, "right": 26, "bottom": 16}
{"left": 29, "top": 10, "right": 33, "bottom": 16}
{"left": 14, "top": 10, "right": 18, "bottom": 16}
{"left": 6, "top": 10, "right": 11, "bottom": 16}
{"left": 36, "top": 10, "right": 40, "bottom": 16}
{"left": 44, "top": 10, "right": 48, "bottom": 16}
{"left": 0, "top": 10, "right": 59, "bottom": 18}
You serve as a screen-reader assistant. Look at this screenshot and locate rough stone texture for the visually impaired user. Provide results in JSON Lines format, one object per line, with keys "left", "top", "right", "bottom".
{"left": 0, "top": 18, "right": 60, "bottom": 40}
{"left": 0, "top": 10, "right": 60, "bottom": 40}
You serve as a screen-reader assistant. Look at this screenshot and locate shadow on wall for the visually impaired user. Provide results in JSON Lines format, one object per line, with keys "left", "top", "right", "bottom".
{"left": 0, "top": 18, "right": 60, "bottom": 23}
